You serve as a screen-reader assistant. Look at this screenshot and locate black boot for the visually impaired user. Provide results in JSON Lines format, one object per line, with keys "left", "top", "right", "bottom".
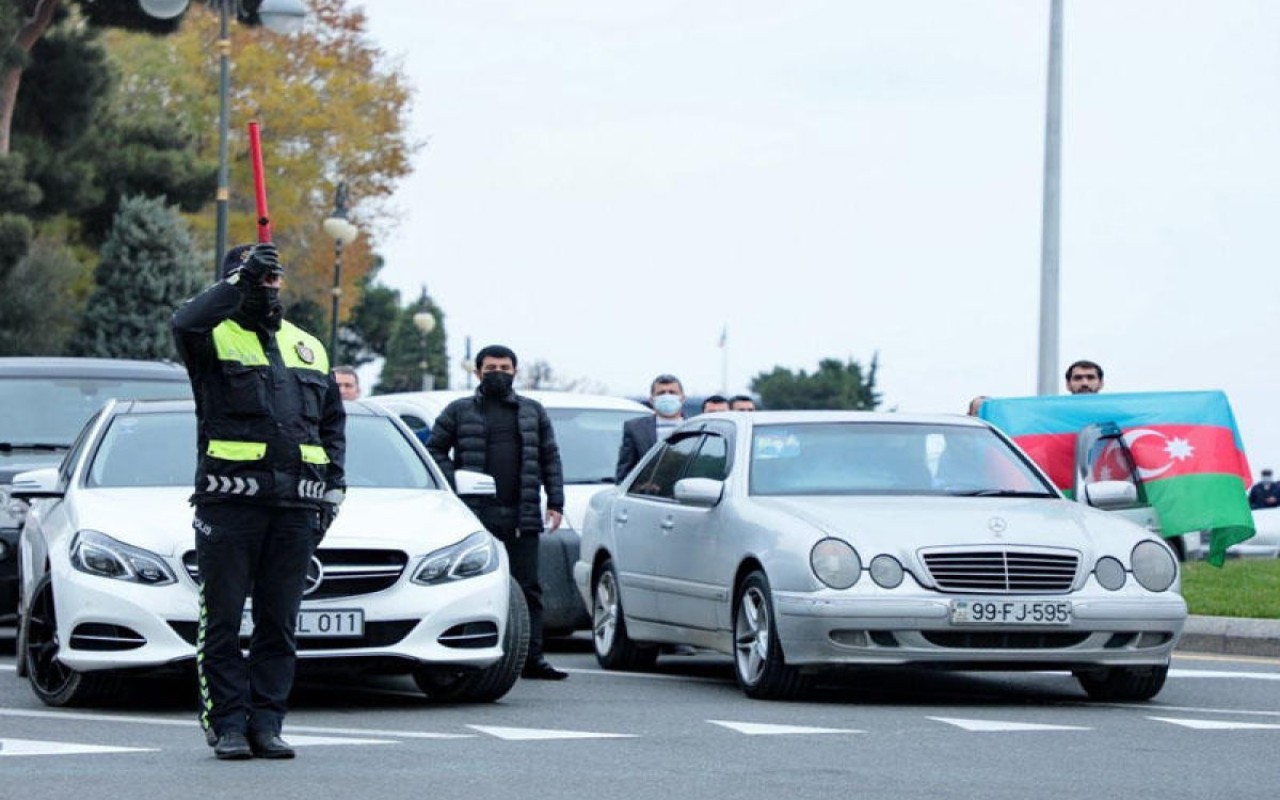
{"left": 213, "top": 730, "right": 253, "bottom": 760}
{"left": 522, "top": 657, "right": 568, "bottom": 680}
{"left": 249, "top": 731, "right": 297, "bottom": 759}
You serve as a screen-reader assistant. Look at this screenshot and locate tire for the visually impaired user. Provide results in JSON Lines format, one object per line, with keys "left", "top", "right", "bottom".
{"left": 733, "top": 570, "right": 809, "bottom": 700}
{"left": 592, "top": 560, "right": 658, "bottom": 671}
{"left": 1074, "top": 663, "right": 1170, "bottom": 702}
{"left": 414, "top": 576, "right": 530, "bottom": 703}
{"left": 23, "top": 575, "right": 120, "bottom": 707}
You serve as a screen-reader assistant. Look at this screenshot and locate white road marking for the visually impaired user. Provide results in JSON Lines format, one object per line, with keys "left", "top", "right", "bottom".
{"left": 468, "top": 725, "right": 636, "bottom": 741}
{"left": 929, "top": 717, "right": 1091, "bottom": 732}
{"left": 1168, "top": 669, "right": 1280, "bottom": 681}
{"left": 0, "top": 708, "right": 473, "bottom": 739}
{"left": 0, "top": 738, "right": 157, "bottom": 757}
{"left": 562, "top": 667, "right": 725, "bottom": 684}
{"left": 708, "top": 720, "right": 862, "bottom": 735}
{"left": 1148, "top": 717, "right": 1280, "bottom": 731}
{"left": 0, "top": 664, "right": 14, "bottom": 672}
{"left": 285, "top": 734, "right": 399, "bottom": 747}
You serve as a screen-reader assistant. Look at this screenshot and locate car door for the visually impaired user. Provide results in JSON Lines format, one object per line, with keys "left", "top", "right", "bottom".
{"left": 657, "top": 428, "right": 732, "bottom": 632}
{"left": 608, "top": 434, "right": 700, "bottom": 624}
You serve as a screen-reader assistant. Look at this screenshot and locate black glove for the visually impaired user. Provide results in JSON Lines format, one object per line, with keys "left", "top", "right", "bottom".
{"left": 317, "top": 489, "right": 344, "bottom": 538}
{"left": 225, "top": 243, "right": 281, "bottom": 288}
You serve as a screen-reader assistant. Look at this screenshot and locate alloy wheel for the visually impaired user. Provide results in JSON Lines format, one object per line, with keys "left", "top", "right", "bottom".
{"left": 735, "top": 585, "right": 770, "bottom": 686}
{"left": 25, "top": 584, "right": 73, "bottom": 698}
{"left": 593, "top": 569, "right": 619, "bottom": 656}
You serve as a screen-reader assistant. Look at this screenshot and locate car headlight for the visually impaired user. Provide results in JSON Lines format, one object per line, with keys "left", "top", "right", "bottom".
{"left": 811, "top": 538, "right": 861, "bottom": 590}
{"left": 70, "top": 530, "right": 177, "bottom": 585}
{"left": 1093, "top": 556, "right": 1127, "bottom": 590}
{"left": 868, "top": 555, "right": 904, "bottom": 588}
{"left": 412, "top": 531, "right": 499, "bottom": 585}
{"left": 1130, "top": 540, "right": 1177, "bottom": 592}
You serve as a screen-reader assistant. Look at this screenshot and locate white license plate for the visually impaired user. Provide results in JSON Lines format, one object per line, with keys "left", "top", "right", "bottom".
{"left": 950, "top": 599, "right": 1072, "bottom": 626}
{"left": 240, "top": 609, "right": 365, "bottom": 638}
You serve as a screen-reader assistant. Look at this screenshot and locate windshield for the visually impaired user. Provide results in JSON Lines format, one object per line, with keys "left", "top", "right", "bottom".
{"left": 749, "top": 422, "right": 1054, "bottom": 497}
{"left": 0, "top": 376, "right": 190, "bottom": 448}
{"left": 86, "top": 412, "right": 438, "bottom": 490}
{"left": 547, "top": 407, "right": 649, "bottom": 484}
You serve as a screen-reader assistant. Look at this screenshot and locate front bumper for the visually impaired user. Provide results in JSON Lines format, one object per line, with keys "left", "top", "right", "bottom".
{"left": 53, "top": 563, "right": 510, "bottom": 674}
{"left": 774, "top": 588, "right": 1187, "bottom": 670}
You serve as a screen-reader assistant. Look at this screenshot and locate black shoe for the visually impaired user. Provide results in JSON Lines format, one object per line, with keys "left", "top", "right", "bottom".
{"left": 522, "top": 658, "right": 568, "bottom": 680}
{"left": 249, "top": 731, "right": 296, "bottom": 760}
{"left": 213, "top": 731, "right": 253, "bottom": 760}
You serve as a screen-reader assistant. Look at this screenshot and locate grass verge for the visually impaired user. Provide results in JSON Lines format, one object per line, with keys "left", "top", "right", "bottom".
{"left": 1181, "top": 558, "right": 1280, "bottom": 619}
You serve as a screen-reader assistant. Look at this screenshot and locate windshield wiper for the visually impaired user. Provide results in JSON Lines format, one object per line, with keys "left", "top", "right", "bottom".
{"left": 948, "top": 489, "right": 1056, "bottom": 498}
{"left": 0, "top": 442, "right": 67, "bottom": 452}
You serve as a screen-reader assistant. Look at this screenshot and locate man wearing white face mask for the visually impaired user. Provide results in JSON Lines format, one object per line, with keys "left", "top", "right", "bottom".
{"left": 616, "top": 373, "right": 686, "bottom": 483}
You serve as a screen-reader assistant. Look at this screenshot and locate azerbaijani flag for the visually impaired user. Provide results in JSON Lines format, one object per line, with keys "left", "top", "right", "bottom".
{"left": 978, "top": 391, "right": 1254, "bottom": 566}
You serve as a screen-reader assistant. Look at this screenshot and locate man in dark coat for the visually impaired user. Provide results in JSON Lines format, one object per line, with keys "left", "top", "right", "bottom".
{"left": 426, "top": 344, "right": 568, "bottom": 680}
{"left": 615, "top": 373, "right": 686, "bottom": 483}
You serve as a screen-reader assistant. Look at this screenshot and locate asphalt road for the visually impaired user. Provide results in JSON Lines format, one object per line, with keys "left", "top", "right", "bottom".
{"left": 2, "top": 635, "right": 1279, "bottom": 800}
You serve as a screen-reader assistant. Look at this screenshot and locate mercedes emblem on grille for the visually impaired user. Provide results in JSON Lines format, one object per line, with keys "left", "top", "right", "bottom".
{"left": 988, "top": 516, "right": 1008, "bottom": 533}
{"left": 303, "top": 555, "right": 324, "bottom": 596}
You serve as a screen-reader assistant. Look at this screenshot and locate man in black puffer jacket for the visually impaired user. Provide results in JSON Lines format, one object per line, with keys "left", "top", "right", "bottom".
{"left": 426, "top": 344, "right": 567, "bottom": 680}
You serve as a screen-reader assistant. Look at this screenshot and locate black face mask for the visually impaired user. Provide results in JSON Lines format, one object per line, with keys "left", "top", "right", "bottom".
{"left": 237, "top": 286, "right": 283, "bottom": 332}
{"left": 479, "top": 371, "right": 514, "bottom": 397}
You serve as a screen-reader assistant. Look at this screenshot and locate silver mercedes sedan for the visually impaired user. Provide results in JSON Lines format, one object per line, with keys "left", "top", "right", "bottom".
{"left": 573, "top": 411, "right": 1187, "bottom": 701}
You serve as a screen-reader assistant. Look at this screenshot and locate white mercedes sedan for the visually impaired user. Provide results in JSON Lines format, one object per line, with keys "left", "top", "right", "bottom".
{"left": 574, "top": 411, "right": 1187, "bottom": 701}
{"left": 12, "top": 399, "right": 526, "bottom": 707}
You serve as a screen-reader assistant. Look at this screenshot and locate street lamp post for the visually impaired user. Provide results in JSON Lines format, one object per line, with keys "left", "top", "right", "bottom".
{"left": 323, "top": 182, "right": 359, "bottom": 360}
{"left": 413, "top": 311, "right": 437, "bottom": 391}
{"left": 138, "top": 1, "right": 307, "bottom": 276}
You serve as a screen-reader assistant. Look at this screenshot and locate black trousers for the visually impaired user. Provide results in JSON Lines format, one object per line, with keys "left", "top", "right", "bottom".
{"left": 193, "top": 503, "right": 319, "bottom": 737}
{"left": 471, "top": 504, "right": 545, "bottom": 660}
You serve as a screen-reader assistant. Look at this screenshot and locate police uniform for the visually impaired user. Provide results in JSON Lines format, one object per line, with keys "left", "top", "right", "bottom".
{"left": 172, "top": 253, "right": 345, "bottom": 753}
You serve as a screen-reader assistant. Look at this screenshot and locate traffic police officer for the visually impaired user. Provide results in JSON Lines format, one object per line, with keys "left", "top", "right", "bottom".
{"left": 172, "top": 242, "right": 346, "bottom": 760}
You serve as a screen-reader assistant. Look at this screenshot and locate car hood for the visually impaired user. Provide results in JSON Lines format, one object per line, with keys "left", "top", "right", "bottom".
{"left": 68, "top": 487, "right": 485, "bottom": 557}
{"left": 751, "top": 495, "right": 1150, "bottom": 557}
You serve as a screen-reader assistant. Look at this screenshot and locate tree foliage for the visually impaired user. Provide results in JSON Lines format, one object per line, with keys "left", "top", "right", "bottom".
{"left": 750, "top": 355, "right": 881, "bottom": 411}
{"left": 0, "top": 233, "right": 87, "bottom": 355}
{"left": 375, "top": 288, "right": 448, "bottom": 394}
{"left": 102, "top": 0, "right": 417, "bottom": 314}
{"left": 67, "top": 195, "right": 204, "bottom": 360}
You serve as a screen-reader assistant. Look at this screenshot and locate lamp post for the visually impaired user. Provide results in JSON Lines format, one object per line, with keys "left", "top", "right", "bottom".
{"left": 138, "top": 1, "right": 307, "bottom": 276}
{"left": 323, "top": 182, "right": 359, "bottom": 359}
{"left": 413, "top": 311, "right": 437, "bottom": 391}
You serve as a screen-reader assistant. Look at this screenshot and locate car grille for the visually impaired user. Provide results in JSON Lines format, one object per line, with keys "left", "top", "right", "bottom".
{"left": 920, "top": 547, "right": 1079, "bottom": 593}
{"left": 183, "top": 548, "right": 408, "bottom": 599}
{"left": 167, "top": 619, "right": 418, "bottom": 650}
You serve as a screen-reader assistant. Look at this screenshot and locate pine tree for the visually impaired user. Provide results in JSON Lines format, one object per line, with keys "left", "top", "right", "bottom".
{"left": 375, "top": 288, "right": 448, "bottom": 394}
{"left": 68, "top": 195, "right": 204, "bottom": 360}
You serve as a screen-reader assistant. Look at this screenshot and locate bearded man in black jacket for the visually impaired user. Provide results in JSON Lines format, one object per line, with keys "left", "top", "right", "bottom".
{"left": 425, "top": 344, "right": 568, "bottom": 680}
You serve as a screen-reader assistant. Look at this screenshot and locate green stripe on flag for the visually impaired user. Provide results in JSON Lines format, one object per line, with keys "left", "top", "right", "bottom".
{"left": 1145, "top": 473, "right": 1255, "bottom": 567}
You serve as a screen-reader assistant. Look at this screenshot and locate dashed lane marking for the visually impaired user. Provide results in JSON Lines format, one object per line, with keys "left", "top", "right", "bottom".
{"left": 708, "top": 720, "right": 863, "bottom": 735}
{"left": 285, "top": 734, "right": 399, "bottom": 747}
{"left": 1168, "top": 669, "right": 1280, "bottom": 681}
{"left": 468, "top": 725, "right": 637, "bottom": 741}
{"left": 1149, "top": 717, "right": 1280, "bottom": 731}
{"left": 0, "top": 738, "right": 157, "bottom": 757}
{"left": 0, "top": 708, "right": 473, "bottom": 739}
{"left": 929, "top": 717, "right": 1091, "bottom": 732}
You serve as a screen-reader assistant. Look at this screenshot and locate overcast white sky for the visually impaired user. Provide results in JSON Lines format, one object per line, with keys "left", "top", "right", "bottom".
{"left": 358, "top": 1, "right": 1280, "bottom": 476}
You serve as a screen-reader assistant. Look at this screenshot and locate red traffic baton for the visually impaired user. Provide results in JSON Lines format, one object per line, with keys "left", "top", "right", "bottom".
{"left": 248, "top": 121, "right": 272, "bottom": 243}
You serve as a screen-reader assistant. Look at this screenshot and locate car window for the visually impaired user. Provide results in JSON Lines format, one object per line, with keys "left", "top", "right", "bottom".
{"left": 685, "top": 433, "right": 728, "bottom": 481}
{"left": 85, "top": 412, "right": 438, "bottom": 489}
{"left": 751, "top": 422, "right": 1052, "bottom": 496}
{"left": 546, "top": 408, "right": 649, "bottom": 484}
{"left": 0, "top": 376, "right": 189, "bottom": 447}
{"left": 628, "top": 435, "right": 701, "bottom": 499}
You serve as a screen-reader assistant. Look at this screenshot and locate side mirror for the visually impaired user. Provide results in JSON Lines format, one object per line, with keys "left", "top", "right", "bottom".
{"left": 674, "top": 477, "right": 724, "bottom": 508}
{"left": 1082, "top": 480, "right": 1138, "bottom": 510}
{"left": 454, "top": 469, "right": 497, "bottom": 497}
{"left": 9, "top": 467, "right": 63, "bottom": 501}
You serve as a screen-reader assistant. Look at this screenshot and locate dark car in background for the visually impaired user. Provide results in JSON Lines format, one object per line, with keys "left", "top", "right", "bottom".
{"left": 0, "top": 357, "right": 191, "bottom": 627}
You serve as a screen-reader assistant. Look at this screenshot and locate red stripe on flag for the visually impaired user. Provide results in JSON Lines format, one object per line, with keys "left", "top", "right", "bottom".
{"left": 1011, "top": 432, "right": 1075, "bottom": 490}
{"left": 1121, "top": 424, "right": 1250, "bottom": 486}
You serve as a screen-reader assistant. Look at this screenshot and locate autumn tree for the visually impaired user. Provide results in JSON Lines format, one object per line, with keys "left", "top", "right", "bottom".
{"left": 68, "top": 195, "right": 204, "bottom": 360}
{"left": 102, "top": 0, "right": 416, "bottom": 319}
{"left": 750, "top": 355, "right": 881, "bottom": 411}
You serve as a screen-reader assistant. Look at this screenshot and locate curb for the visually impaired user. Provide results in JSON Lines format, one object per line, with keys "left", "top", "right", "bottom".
{"left": 1176, "top": 615, "right": 1280, "bottom": 659}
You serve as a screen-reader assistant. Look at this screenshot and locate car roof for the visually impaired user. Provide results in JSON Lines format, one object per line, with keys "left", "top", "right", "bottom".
{"left": 370, "top": 389, "right": 650, "bottom": 415}
{"left": 113, "top": 398, "right": 388, "bottom": 417}
{"left": 0, "top": 357, "right": 188, "bottom": 380}
{"left": 685, "top": 410, "right": 990, "bottom": 427}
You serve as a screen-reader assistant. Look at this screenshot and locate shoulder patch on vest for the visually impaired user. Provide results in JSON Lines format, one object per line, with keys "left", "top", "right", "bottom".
{"left": 295, "top": 341, "right": 316, "bottom": 364}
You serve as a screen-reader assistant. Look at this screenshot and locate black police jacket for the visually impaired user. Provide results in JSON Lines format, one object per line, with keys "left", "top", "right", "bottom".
{"left": 171, "top": 281, "right": 346, "bottom": 508}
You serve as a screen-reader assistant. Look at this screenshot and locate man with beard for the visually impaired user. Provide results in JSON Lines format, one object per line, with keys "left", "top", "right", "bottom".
{"left": 172, "top": 243, "right": 346, "bottom": 760}
{"left": 426, "top": 344, "right": 567, "bottom": 680}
